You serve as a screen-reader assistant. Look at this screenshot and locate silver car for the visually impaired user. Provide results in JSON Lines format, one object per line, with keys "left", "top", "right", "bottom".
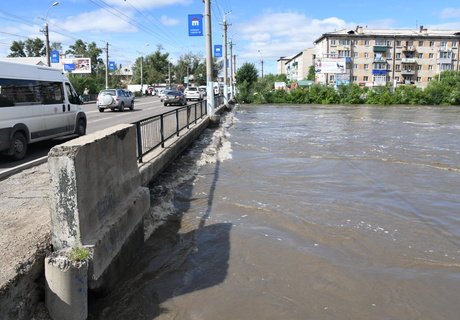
{"left": 97, "top": 89, "right": 134, "bottom": 112}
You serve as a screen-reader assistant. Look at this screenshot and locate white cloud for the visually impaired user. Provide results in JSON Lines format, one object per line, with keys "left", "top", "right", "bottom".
{"left": 59, "top": 9, "right": 137, "bottom": 33}
{"left": 160, "top": 15, "right": 180, "bottom": 26}
{"left": 236, "top": 11, "right": 351, "bottom": 61}
{"left": 439, "top": 8, "right": 460, "bottom": 19}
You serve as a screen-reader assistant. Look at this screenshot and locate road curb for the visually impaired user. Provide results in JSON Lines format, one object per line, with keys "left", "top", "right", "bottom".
{"left": 0, "top": 157, "right": 48, "bottom": 181}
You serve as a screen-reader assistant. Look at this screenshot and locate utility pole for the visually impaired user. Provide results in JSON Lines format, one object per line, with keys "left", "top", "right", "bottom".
{"left": 105, "top": 42, "right": 109, "bottom": 89}
{"left": 204, "top": 0, "right": 214, "bottom": 114}
{"left": 140, "top": 56, "right": 144, "bottom": 95}
{"left": 44, "top": 23, "right": 51, "bottom": 66}
{"left": 229, "top": 39, "right": 234, "bottom": 99}
{"left": 222, "top": 12, "right": 231, "bottom": 104}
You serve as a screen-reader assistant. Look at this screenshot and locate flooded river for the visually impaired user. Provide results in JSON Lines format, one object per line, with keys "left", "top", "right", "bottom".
{"left": 89, "top": 104, "right": 460, "bottom": 320}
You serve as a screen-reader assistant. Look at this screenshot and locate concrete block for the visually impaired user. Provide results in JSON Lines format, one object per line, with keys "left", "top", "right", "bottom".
{"left": 45, "top": 253, "right": 88, "bottom": 320}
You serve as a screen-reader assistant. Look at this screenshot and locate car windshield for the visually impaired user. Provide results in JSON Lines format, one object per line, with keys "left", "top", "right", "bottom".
{"left": 187, "top": 87, "right": 198, "bottom": 91}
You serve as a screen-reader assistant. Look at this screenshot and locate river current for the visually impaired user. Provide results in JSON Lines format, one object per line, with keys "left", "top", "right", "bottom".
{"left": 89, "top": 104, "right": 460, "bottom": 320}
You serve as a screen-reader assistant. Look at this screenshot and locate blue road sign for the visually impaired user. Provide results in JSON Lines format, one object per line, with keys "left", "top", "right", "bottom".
{"left": 109, "top": 61, "right": 116, "bottom": 71}
{"left": 214, "top": 45, "right": 222, "bottom": 57}
{"left": 188, "top": 14, "right": 203, "bottom": 36}
{"left": 50, "top": 50, "right": 60, "bottom": 63}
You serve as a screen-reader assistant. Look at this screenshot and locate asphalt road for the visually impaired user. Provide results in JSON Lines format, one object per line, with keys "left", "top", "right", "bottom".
{"left": 0, "top": 95, "right": 178, "bottom": 179}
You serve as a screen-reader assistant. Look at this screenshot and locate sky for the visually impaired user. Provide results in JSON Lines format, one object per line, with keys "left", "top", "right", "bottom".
{"left": 1, "top": 0, "right": 460, "bottom": 75}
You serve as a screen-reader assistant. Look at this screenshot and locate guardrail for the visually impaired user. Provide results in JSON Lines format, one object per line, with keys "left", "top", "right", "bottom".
{"left": 133, "top": 100, "right": 207, "bottom": 163}
{"left": 132, "top": 94, "right": 228, "bottom": 163}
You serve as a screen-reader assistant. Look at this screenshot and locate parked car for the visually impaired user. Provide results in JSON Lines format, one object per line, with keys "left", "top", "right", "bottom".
{"left": 184, "top": 86, "right": 203, "bottom": 101}
{"left": 163, "top": 90, "right": 187, "bottom": 106}
{"left": 97, "top": 89, "right": 134, "bottom": 112}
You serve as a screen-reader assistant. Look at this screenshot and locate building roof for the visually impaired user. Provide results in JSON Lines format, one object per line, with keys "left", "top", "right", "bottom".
{"left": 314, "top": 26, "right": 460, "bottom": 43}
{"left": 0, "top": 57, "right": 61, "bottom": 68}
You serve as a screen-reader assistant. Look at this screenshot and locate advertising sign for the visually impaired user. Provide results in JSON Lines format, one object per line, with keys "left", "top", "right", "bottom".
{"left": 108, "top": 61, "right": 116, "bottom": 71}
{"left": 214, "top": 45, "right": 223, "bottom": 57}
{"left": 315, "top": 58, "right": 347, "bottom": 74}
{"left": 50, "top": 50, "right": 60, "bottom": 63}
{"left": 188, "top": 14, "right": 203, "bottom": 36}
{"left": 62, "top": 58, "right": 91, "bottom": 74}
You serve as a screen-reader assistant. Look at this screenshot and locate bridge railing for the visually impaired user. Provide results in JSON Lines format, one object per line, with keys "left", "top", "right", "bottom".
{"left": 133, "top": 100, "right": 207, "bottom": 163}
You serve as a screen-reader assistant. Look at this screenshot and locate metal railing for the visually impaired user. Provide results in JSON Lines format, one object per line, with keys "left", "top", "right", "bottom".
{"left": 133, "top": 100, "right": 207, "bottom": 163}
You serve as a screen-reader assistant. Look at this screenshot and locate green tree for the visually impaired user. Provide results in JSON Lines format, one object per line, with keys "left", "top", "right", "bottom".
{"left": 24, "top": 38, "right": 45, "bottom": 57}
{"left": 235, "top": 62, "right": 258, "bottom": 103}
{"left": 8, "top": 40, "right": 26, "bottom": 57}
{"left": 307, "top": 65, "right": 315, "bottom": 81}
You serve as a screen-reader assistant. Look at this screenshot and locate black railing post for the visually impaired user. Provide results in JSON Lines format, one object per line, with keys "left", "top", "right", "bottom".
{"left": 176, "top": 108, "right": 180, "bottom": 137}
{"left": 135, "top": 121, "right": 143, "bottom": 163}
{"left": 187, "top": 106, "right": 190, "bottom": 129}
{"left": 160, "top": 114, "right": 165, "bottom": 148}
{"left": 194, "top": 103, "right": 198, "bottom": 124}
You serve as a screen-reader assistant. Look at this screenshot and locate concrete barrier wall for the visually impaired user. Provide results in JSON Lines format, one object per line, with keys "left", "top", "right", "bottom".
{"left": 47, "top": 124, "right": 150, "bottom": 289}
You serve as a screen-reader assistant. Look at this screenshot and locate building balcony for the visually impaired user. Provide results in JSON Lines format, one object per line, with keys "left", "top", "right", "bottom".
{"left": 373, "top": 57, "right": 388, "bottom": 63}
{"left": 337, "top": 45, "right": 350, "bottom": 51}
{"left": 438, "top": 57, "right": 453, "bottom": 64}
{"left": 372, "top": 69, "right": 388, "bottom": 75}
{"left": 402, "top": 46, "right": 416, "bottom": 52}
{"left": 401, "top": 69, "right": 416, "bottom": 75}
{"left": 373, "top": 46, "right": 389, "bottom": 52}
{"left": 401, "top": 58, "right": 417, "bottom": 64}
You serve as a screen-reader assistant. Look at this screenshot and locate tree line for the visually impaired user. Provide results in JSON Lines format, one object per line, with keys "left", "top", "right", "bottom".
{"left": 235, "top": 63, "right": 460, "bottom": 106}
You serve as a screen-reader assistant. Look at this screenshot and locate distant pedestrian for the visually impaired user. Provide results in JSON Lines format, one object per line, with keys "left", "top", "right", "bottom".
{"left": 82, "top": 88, "right": 89, "bottom": 102}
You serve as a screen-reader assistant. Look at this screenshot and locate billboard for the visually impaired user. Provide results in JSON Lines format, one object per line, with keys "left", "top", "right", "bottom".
{"left": 62, "top": 58, "right": 91, "bottom": 74}
{"left": 188, "top": 14, "right": 203, "bottom": 36}
{"left": 214, "top": 45, "right": 222, "bottom": 57}
{"left": 315, "top": 58, "right": 347, "bottom": 74}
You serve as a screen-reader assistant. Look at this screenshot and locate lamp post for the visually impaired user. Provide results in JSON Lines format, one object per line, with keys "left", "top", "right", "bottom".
{"left": 138, "top": 43, "right": 149, "bottom": 95}
{"left": 43, "top": 1, "right": 59, "bottom": 67}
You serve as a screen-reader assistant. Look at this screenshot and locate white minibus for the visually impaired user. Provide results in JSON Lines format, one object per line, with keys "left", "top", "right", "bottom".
{"left": 0, "top": 61, "right": 87, "bottom": 160}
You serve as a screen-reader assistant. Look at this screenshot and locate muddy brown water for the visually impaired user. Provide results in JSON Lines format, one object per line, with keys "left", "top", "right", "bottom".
{"left": 89, "top": 104, "right": 460, "bottom": 320}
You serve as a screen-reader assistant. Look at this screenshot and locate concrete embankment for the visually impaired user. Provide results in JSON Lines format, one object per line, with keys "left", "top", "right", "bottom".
{"left": 0, "top": 102, "right": 233, "bottom": 319}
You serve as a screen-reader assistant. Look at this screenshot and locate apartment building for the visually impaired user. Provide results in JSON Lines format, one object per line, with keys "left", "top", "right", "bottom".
{"left": 313, "top": 26, "right": 460, "bottom": 88}
{"left": 276, "top": 48, "right": 316, "bottom": 81}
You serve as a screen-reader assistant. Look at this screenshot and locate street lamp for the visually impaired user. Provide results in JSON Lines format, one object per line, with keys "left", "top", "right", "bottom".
{"left": 43, "top": 1, "right": 59, "bottom": 67}
{"left": 138, "top": 43, "right": 149, "bottom": 95}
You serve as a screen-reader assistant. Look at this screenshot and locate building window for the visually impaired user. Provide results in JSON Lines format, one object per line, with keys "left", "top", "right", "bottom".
{"left": 417, "top": 77, "right": 421, "bottom": 82}
{"left": 429, "top": 41, "right": 434, "bottom": 47}
{"left": 428, "top": 77, "right": 432, "bottom": 82}
{"left": 338, "top": 50, "right": 350, "bottom": 57}
{"left": 396, "top": 64, "right": 400, "bottom": 71}
{"left": 363, "top": 76, "right": 369, "bottom": 81}
{"left": 396, "top": 40, "right": 401, "bottom": 46}
{"left": 406, "top": 40, "right": 413, "bottom": 46}
{"left": 453, "top": 41, "right": 457, "bottom": 48}
{"left": 364, "top": 40, "right": 370, "bottom": 46}
{"left": 428, "top": 65, "right": 433, "bottom": 70}
{"left": 354, "top": 64, "right": 358, "bottom": 69}
{"left": 417, "top": 65, "right": 422, "bottom": 70}
{"left": 364, "top": 64, "right": 369, "bottom": 70}
{"left": 329, "top": 75, "right": 335, "bottom": 81}
{"left": 364, "top": 52, "right": 369, "bottom": 58}
{"left": 418, "top": 41, "right": 424, "bottom": 47}
{"left": 440, "top": 41, "right": 447, "bottom": 48}
{"left": 352, "top": 76, "right": 357, "bottom": 81}
{"left": 418, "top": 53, "right": 423, "bottom": 59}
{"left": 354, "top": 52, "right": 358, "bottom": 57}
{"left": 396, "top": 53, "right": 401, "bottom": 59}
{"left": 395, "top": 76, "right": 400, "bottom": 82}
{"left": 429, "top": 53, "right": 434, "bottom": 59}
{"left": 339, "top": 39, "right": 350, "bottom": 45}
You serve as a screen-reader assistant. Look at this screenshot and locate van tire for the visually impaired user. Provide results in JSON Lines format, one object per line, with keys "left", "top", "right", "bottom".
{"left": 76, "top": 118, "right": 86, "bottom": 136}
{"left": 99, "top": 108, "right": 104, "bottom": 112}
{"left": 129, "top": 101, "right": 134, "bottom": 110}
{"left": 119, "top": 102, "right": 124, "bottom": 112}
{"left": 10, "top": 132, "right": 27, "bottom": 161}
